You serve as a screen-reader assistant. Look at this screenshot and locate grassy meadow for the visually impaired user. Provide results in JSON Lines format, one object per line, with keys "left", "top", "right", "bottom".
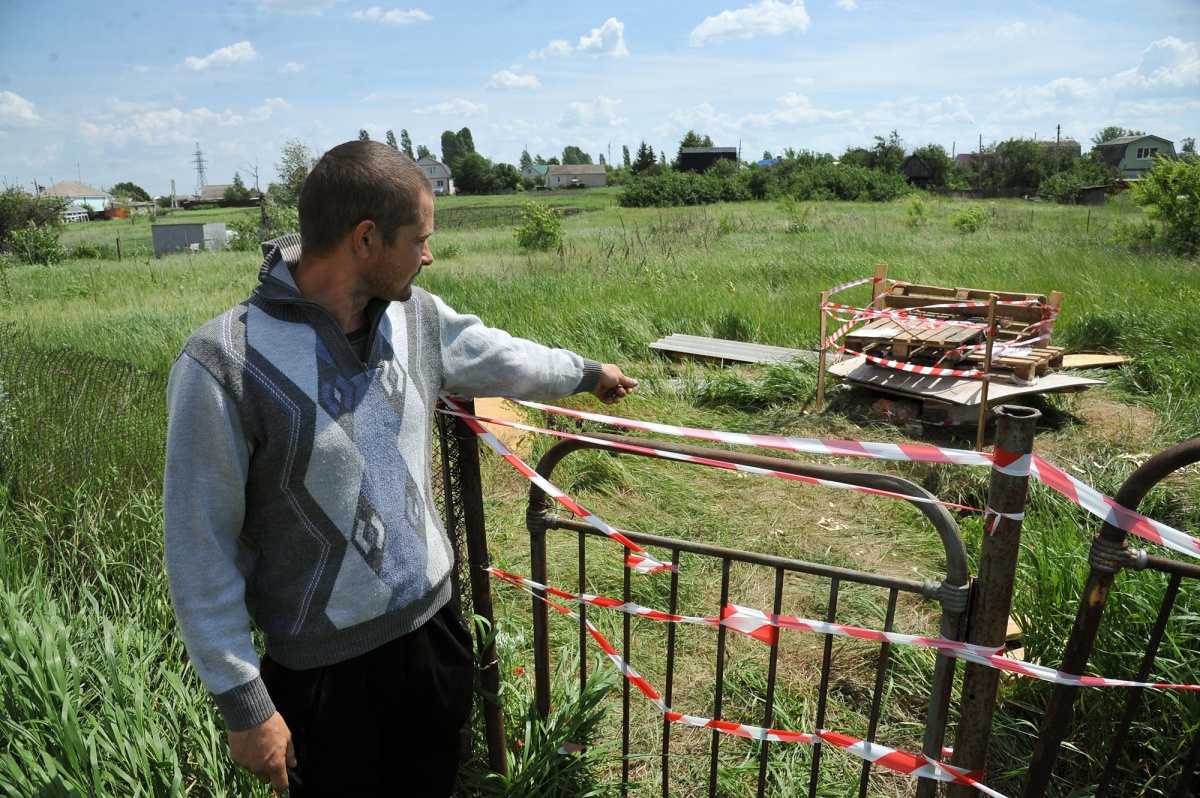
{"left": 1, "top": 188, "right": 1198, "bottom": 796}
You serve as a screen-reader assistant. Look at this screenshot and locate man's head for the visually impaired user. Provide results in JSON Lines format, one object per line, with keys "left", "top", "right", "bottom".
{"left": 298, "top": 140, "right": 433, "bottom": 257}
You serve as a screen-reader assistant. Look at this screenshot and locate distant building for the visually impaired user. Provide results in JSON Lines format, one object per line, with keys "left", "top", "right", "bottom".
{"left": 1093, "top": 134, "right": 1177, "bottom": 179}
{"left": 545, "top": 164, "right": 607, "bottom": 189}
{"left": 755, "top": 156, "right": 783, "bottom": 167}
{"left": 62, "top": 204, "right": 91, "bottom": 223}
{"left": 39, "top": 180, "right": 112, "bottom": 212}
{"left": 900, "top": 154, "right": 935, "bottom": 188}
{"left": 520, "top": 164, "right": 550, "bottom": 183}
{"left": 677, "top": 147, "right": 738, "bottom": 173}
{"left": 416, "top": 155, "right": 455, "bottom": 195}
{"left": 1037, "top": 139, "right": 1082, "bottom": 159}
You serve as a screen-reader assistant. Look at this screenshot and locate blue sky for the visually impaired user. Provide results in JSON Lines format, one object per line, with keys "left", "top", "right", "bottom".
{"left": 1, "top": 0, "right": 1197, "bottom": 198}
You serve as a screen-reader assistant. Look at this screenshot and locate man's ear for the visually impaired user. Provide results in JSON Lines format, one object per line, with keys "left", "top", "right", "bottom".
{"left": 350, "top": 219, "right": 379, "bottom": 260}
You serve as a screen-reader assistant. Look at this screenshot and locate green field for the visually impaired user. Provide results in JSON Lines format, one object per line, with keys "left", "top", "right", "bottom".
{"left": 2, "top": 189, "right": 1198, "bottom": 796}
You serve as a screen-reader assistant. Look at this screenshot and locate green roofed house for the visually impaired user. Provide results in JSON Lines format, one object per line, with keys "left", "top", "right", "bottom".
{"left": 1093, "top": 134, "right": 1176, "bottom": 180}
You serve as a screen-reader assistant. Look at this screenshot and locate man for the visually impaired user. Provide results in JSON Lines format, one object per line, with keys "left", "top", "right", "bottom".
{"left": 163, "top": 140, "right": 636, "bottom": 795}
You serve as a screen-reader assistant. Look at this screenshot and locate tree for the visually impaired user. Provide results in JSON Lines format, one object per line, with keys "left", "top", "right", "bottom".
{"left": 990, "top": 138, "right": 1053, "bottom": 189}
{"left": 622, "top": 145, "right": 630, "bottom": 168}
{"left": 632, "top": 141, "right": 656, "bottom": 175}
{"left": 223, "top": 173, "right": 252, "bottom": 201}
{"left": 911, "top": 144, "right": 952, "bottom": 188}
{"left": 492, "top": 163, "right": 521, "bottom": 193}
{"left": 1132, "top": 155, "right": 1200, "bottom": 254}
{"left": 269, "top": 138, "right": 317, "bottom": 205}
{"left": 561, "top": 146, "right": 592, "bottom": 165}
{"left": 453, "top": 153, "right": 495, "bottom": 194}
{"left": 109, "top": 181, "right": 151, "bottom": 203}
{"left": 673, "top": 130, "right": 714, "bottom": 168}
{"left": 519, "top": 149, "right": 533, "bottom": 169}
{"left": 870, "top": 130, "right": 905, "bottom": 173}
{"left": 439, "top": 128, "right": 475, "bottom": 173}
{"left": 416, "top": 144, "right": 433, "bottom": 160}
{"left": 1181, "top": 137, "right": 1196, "bottom": 158}
{"left": 400, "top": 130, "right": 414, "bottom": 159}
{"left": 358, "top": 129, "right": 371, "bottom": 141}
{"left": 1092, "top": 126, "right": 1144, "bottom": 147}
{"left": 385, "top": 130, "right": 399, "bottom": 150}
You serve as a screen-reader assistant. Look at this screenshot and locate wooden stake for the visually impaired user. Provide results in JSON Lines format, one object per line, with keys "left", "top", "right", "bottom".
{"left": 871, "top": 262, "right": 889, "bottom": 308}
{"left": 816, "top": 289, "right": 830, "bottom": 411}
{"left": 976, "top": 294, "right": 998, "bottom": 451}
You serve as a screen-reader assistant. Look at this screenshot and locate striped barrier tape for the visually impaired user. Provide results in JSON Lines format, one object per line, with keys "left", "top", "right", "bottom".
{"left": 506, "top": 400, "right": 1200, "bottom": 561}
{"left": 439, "top": 396, "right": 672, "bottom": 574}
{"left": 439, "top": 407, "right": 981, "bottom": 513}
{"left": 489, "top": 568, "right": 1200, "bottom": 692}
{"left": 493, "top": 571, "right": 1004, "bottom": 795}
{"left": 840, "top": 348, "right": 989, "bottom": 378}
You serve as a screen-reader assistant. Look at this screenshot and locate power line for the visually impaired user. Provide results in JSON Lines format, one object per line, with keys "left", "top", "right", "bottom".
{"left": 193, "top": 143, "right": 208, "bottom": 197}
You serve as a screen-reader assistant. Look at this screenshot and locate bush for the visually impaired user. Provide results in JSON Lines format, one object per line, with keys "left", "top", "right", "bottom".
{"left": 69, "top": 241, "right": 103, "bottom": 259}
{"left": 617, "top": 171, "right": 750, "bottom": 207}
{"left": 1132, "top": 155, "right": 1200, "bottom": 255}
{"left": 514, "top": 201, "right": 563, "bottom": 251}
{"left": 949, "top": 203, "right": 991, "bottom": 233}
{"left": 4, "top": 219, "right": 66, "bottom": 265}
{"left": 906, "top": 195, "right": 932, "bottom": 228}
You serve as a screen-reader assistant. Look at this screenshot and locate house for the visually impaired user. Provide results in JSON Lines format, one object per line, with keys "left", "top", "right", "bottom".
{"left": 1093, "top": 134, "right": 1176, "bottom": 179}
{"left": 520, "top": 164, "right": 550, "bottom": 184}
{"left": 39, "top": 180, "right": 112, "bottom": 212}
{"left": 61, "top": 204, "right": 91, "bottom": 223}
{"left": 545, "top": 164, "right": 607, "bottom": 189}
{"left": 416, "top": 155, "right": 455, "bottom": 195}
{"left": 956, "top": 153, "right": 975, "bottom": 168}
{"left": 900, "top": 154, "right": 935, "bottom": 188}
{"left": 1037, "top": 139, "right": 1082, "bottom": 159}
{"left": 677, "top": 147, "right": 738, "bottom": 173}
{"left": 755, "top": 156, "right": 783, "bottom": 167}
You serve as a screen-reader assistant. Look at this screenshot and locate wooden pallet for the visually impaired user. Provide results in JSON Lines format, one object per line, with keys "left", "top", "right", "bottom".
{"left": 964, "top": 345, "right": 1065, "bottom": 382}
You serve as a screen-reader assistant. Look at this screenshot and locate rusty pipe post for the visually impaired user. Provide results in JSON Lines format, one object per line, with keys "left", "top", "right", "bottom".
{"left": 1021, "top": 437, "right": 1200, "bottom": 796}
{"left": 948, "top": 404, "right": 1040, "bottom": 797}
{"left": 452, "top": 403, "right": 509, "bottom": 776}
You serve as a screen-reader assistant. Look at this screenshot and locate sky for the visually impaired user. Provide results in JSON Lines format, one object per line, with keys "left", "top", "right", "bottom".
{"left": 1, "top": 0, "right": 1198, "bottom": 198}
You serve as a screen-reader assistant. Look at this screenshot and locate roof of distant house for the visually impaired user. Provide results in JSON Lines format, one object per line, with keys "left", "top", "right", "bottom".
{"left": 1097, "top": 134, "right": 1170, "bottom": 146}
{"left": 680, "top": 147, "right": 737, "bottom": 155}
{"left": 40, "top": 180, "right": 111, "bottom": 199}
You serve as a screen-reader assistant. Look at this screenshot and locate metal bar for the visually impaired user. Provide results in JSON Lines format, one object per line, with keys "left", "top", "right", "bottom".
{"left": 530, "top": 501, "right": 553, "bottom": 719}
{"left": 859, "top": 589, "right": 899, "bottom": 797}
{"left": 709, "top": 560, "right": 733, "bottom": 798}
{"left": 623, "top": 548, "right": 633, "bottom": 796}
{"left": 450, "top": 404, "right": 509, "bottom": 775}
{"left": 662, "top": 548, "right": 682, "bottom": 798}
{"left": 757, "top": 568, "right": 786, "bottom": 798}
{"left": 579, "top": 530, "right": 588, "bottom": 699}
{"left": 817, "top": 289, "right": 830, "bottom": 412}
{"left": 1096, "top": 572, "right": 1183, "bottom": 796}
{"left": 950, "top": 404, "right": 1041, "bottom": 797}
{"left": 1023, "top": 436, "right": 1200, "bottom": 796}
{"left": 1172, "top": 720, "right": 1200, "bottom": 798}
{"left": 810, "top": 578, "right": 841, "bottom": 798}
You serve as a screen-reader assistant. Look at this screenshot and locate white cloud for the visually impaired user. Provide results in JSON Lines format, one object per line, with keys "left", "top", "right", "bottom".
{"left": 181, "top": 41, "right": 261, "bottom": 72}
{"left": 529, "top": 39, "right": 573, "bottom": 59}
{"left": 349, "top": 7, "right": 433, "bottom": 25}
{"left": 0, "top": 91, "right": 43, "bottom": 126}
{"left": 487, "top": 68, "right": 540, "bottom": 90}
{"left": 690, "top": 0, "right": 810, "bottom": 47}
{"left": 996, "top": 22, "right": 1027, "bottom": 40}
{"left": 835, "top": 0, "right": 857, "bottom": 10}
{"left": 279, "top": 61, "right": 305, "bottom": 74}
{"left": 261, "top": 0, "right": 333, "bottom": 13}
{"left": 862, "top": 95, "right": 975, "bottom": 128}
{"left": 1115, "top": 36, "right": 1200, "bottom": 90}
{"left": 577, "top": 18, "right": 629, "bottom": 58}
{"left": 413, "top": 98, "right": 488, "bottom": 117}
{"left": 77, "top": 98, "right": 290, "bottom": 146}
{"left": 741, "top": 93, "right": 851, "bottom": 127}
{"left": 558, "top": 96, "right": 626, "bottom": 128}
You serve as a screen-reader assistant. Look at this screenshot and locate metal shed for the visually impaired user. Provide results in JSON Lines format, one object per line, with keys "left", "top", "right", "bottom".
{"left": 151, "top": 223, "right": 227, "bottom": 258}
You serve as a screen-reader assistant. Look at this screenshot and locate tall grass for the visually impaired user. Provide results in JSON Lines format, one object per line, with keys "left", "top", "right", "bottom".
{"left": 2, "top": 191, "right": 1197, "bottom": 795}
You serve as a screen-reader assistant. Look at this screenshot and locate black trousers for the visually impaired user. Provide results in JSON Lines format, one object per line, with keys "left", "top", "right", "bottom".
{"left": 261, "top": 602, "right": 475, "bottom": 797}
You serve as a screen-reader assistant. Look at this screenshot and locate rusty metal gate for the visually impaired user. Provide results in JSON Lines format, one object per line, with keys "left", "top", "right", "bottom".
{"left": 439, "top": 401, "right": 1199, "bottom": 796}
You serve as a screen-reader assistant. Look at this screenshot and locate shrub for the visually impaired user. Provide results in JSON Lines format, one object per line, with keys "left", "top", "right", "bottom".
{"left": 514, "top": 201, "right": 563, "bottom": 251}
{"left": 4, "top": 219, "right": 66, "bottom": 265}
{"left": 69, "top": 241, "right": 103, "bottom": 259}
{"left": 906, "top": 195, "right": 932, "bottom": 228}
{"left": 1132, "top": 155, "right": 1200, "bottom": 255}
{"left": 949, "top": 203, "right": 991, "bottom": 234}
{"left": 617, "top": 171, "right": 750, "bottom": 208}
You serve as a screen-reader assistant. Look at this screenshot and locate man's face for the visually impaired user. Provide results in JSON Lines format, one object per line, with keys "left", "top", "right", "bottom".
{"left": 366, "top": 193, "right": 434, "bottom": 302}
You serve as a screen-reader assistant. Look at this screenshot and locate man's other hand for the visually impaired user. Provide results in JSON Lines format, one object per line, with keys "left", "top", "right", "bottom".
{"left": 229, "top": 712, "right": 296, "bottom": 793}
{"left": 591, "top": 364, "right": 638, "bottom": 405}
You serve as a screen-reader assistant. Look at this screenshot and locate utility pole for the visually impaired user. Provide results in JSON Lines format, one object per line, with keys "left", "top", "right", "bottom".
{"left": 192, "top": 143, "right": 208, "bottom": 198}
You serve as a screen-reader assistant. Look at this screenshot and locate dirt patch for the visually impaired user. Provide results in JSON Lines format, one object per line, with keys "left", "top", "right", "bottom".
{"left": 1071, "top": 392, "right": 1155, "bottom": 444}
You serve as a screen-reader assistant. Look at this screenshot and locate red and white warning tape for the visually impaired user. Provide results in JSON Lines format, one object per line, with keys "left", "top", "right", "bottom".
{"left": 489, "top": 568, "right": 1200, "bottom": 692}
{"left": 492, "top": 570, "right": 1004, "bottom": 795}
{"left": 439, "top": 396, "right": 672, "bottom": 574}
{"left": 841, "top": 348, "right": 989, "bottom": 378}
{"left": 439, "top": 406, "right": 980, "bottom": 512}
{"left": 504, "top": 400, "right": 1200, "bottom": 561}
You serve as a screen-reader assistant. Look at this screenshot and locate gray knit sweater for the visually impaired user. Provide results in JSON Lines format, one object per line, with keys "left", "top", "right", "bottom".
{"left": 164, "top": 235, "right": 600, "bottom": 730}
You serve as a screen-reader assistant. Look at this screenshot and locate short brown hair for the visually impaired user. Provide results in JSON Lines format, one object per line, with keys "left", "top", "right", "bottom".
{"left": 298, "top": 140, "right": 432, "bottom": 257}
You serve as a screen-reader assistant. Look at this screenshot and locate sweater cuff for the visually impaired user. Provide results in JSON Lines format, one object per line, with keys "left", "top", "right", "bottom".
{"left": 214, "top": 676, "right": 277, "bottom": 732}
{"left": 575, "top": 360, "right": 603, "bottom": 394}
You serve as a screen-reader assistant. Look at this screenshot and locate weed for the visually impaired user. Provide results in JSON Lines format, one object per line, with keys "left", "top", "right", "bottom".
{"left": 515, "top": 200, "right": 564, "bottom": 251}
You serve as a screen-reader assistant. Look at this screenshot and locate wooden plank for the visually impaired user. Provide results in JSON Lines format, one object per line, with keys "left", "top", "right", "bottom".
{"left": 650, "top": 335, "right": 815, "bottom": 365}
{"left": 1061, "top": 353, "right": 1130, "bottom": 369}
